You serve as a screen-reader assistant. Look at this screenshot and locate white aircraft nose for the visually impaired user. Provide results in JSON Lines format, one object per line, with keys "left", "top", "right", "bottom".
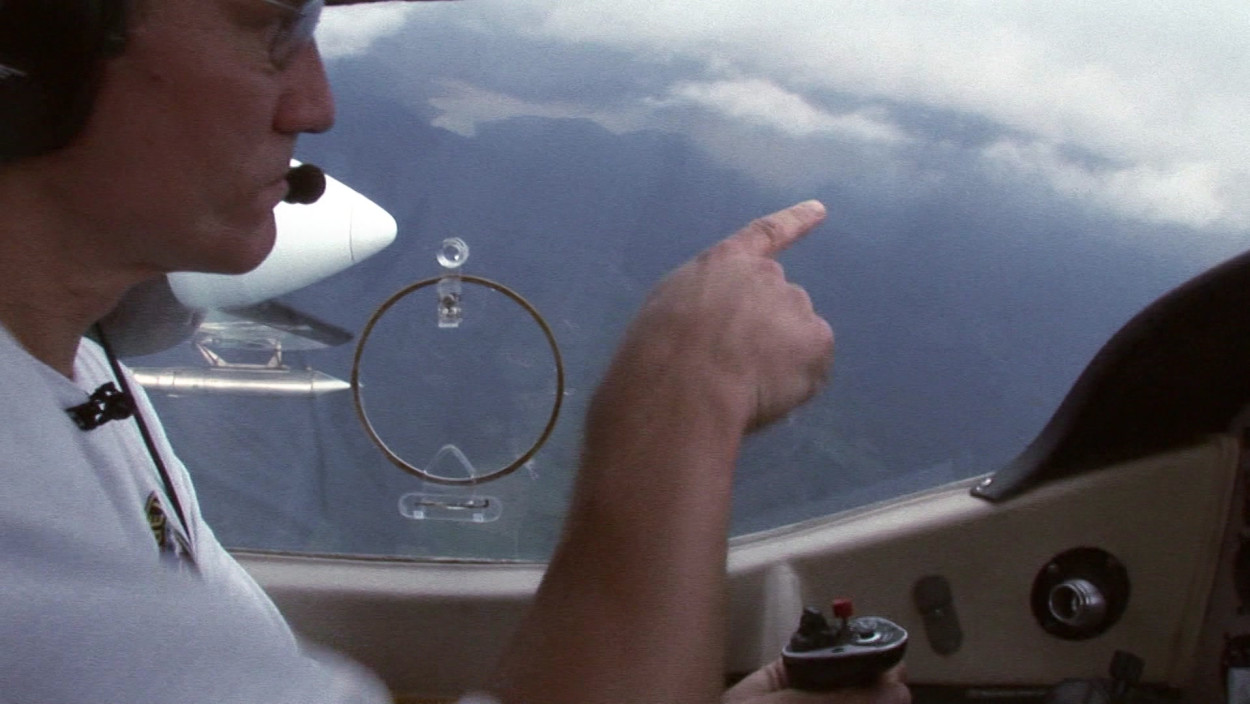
{"left": 168, "top": 164, "right": 398, "bottom": 309}
{"left": 349, "top": 195, "right": 397, "bottom": 264}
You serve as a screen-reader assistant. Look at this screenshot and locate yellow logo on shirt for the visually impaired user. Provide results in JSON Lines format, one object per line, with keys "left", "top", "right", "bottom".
{"left": 145, "top": 492, "right": 195, "bottom": 568}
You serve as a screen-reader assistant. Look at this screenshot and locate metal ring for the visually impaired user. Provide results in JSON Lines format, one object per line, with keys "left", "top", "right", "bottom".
{"left": 352, "top": 275, "right": 564, "bottom": 486}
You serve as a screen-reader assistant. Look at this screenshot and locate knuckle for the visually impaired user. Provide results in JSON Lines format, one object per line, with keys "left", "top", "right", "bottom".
{"left": 695, "top": 245, "right": 721, "bottom": 264}
{"left": 747, "top": 215, "right": 787, "bottom": 250}
{"left": 816, "top": 320, "right": 835, "bottom": 355}
{"left": 788, "top": 281, "right": 812, "bottom": 306}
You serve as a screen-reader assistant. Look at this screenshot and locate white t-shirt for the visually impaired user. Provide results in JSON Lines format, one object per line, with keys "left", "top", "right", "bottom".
{"left": 0, "top": 326, "right": 394, "bottom": 703}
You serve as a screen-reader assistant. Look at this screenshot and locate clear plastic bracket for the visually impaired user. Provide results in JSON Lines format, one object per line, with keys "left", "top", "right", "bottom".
{"left": 436, "top": 237, "right": 469, "bottom": 328}
{"left": 398, "top": 443, "right": 502, "bottom": 523}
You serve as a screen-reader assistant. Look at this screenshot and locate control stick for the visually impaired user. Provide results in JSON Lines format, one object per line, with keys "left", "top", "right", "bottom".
{"left": 781, "top": 599, "right": 908, "bottom": 691}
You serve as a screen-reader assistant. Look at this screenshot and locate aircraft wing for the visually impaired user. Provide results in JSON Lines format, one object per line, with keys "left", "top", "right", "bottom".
{"left": 132, "top": 304, "right": 356, "bottom": 397}
{"left": 202, "top": 302, "right": 353, "bottom": 354}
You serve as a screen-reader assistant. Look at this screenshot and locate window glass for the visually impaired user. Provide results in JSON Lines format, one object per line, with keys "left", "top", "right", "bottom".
{"left": 135, "top": 1, "right": 1250, "bottom": 560}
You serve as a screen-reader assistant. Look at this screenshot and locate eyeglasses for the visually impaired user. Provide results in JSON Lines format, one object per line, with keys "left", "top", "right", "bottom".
{"left": 260, "top": 0, "right": 324, "bottom": 68}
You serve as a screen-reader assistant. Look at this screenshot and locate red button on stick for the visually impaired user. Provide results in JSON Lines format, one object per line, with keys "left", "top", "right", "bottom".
{"left": 832, "top": 599, "right": 854, "bottom": 620}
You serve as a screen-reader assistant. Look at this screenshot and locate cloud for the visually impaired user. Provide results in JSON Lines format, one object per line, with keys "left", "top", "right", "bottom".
{"left": 427, "top": 80, "right": 653, "bottom": 137}
{"left": 428, "top": 74, "right": 907, "bottom": 144}
{"left": 655, "top": 80, "right": 909, "bottom": 144}
{"left": 318, "top": 4, "right": 421, "bottom": 59}
{"left": 335, "top": 0, "right": 1250, "bottom": 231}
{"left": 498, "top": 1, "right": 1250, "bottom": 227}
{"left": 982, "top": 140, "right": 1243, "bottom": 230}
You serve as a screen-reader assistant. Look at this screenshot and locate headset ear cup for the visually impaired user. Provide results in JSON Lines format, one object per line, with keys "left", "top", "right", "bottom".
{"left": 0, "top": 0, "right": 124, "bottom": 163}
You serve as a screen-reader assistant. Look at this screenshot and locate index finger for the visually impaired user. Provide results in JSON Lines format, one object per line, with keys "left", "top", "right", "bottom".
{"left": 721, "top": 199, "right": 827, "bottom": 258}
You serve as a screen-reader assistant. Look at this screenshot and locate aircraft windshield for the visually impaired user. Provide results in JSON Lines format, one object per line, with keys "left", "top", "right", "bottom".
{"left": 135, "top": 1, "right": 1250, "bottom": 561}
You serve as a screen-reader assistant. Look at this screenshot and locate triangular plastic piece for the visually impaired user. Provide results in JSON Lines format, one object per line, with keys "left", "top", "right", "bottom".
{"left": 425, "top": 443, "right": 477, "bottom": 480}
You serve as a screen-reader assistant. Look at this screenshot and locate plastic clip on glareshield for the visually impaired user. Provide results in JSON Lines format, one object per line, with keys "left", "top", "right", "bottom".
{"left": 437, "top": 238, "right": 468, "bottom": 328}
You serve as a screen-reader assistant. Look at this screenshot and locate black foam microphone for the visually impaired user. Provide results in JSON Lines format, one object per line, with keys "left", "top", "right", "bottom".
{"left": 283, "top": 162, "right": 326, "bottom": 205}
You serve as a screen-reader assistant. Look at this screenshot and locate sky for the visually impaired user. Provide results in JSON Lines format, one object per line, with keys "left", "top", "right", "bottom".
{"left": 318, "top": 1, "right": 1250, "bottom": 239}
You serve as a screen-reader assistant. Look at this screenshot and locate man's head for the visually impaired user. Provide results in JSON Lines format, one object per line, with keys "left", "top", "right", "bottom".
{"left": 0, "top": 0, "right": 335, "bottom": 276}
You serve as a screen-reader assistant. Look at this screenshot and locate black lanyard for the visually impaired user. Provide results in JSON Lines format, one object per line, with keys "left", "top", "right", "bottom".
{"left": 90, "top": 324, "right": 192, "bottom": 536}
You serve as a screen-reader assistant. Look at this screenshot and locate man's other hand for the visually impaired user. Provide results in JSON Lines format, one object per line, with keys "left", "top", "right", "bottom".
{"left": 724, "top": 660, "right": 910, "bottom": 704}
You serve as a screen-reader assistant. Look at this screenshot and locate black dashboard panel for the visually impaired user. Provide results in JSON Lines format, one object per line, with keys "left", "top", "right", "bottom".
{"left": 975, "top": 247, "right": 1250, "bottom": 502}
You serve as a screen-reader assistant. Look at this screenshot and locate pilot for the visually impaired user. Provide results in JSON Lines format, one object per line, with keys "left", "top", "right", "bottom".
{"left": 0, "top": 1, "right": 907, "bottom": 703}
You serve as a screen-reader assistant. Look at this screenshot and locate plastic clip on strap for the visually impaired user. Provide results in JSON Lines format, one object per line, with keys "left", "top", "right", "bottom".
{"left": 66, "top": 382, "right": 135, "bottom": 430}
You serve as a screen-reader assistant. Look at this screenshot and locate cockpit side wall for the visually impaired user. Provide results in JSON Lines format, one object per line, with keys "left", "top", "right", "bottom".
{"left": 240, "top": 436, "right": 1237, "bottom": 698}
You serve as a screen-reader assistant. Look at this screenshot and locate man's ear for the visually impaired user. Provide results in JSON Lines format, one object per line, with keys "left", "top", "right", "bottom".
{"left": 0, "top": 0, "right": 128, "bottom": 163}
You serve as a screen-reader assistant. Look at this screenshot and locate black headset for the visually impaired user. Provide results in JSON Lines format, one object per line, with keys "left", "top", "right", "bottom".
{"left": 0, "top": 0, "right": 128, "bottom": 163}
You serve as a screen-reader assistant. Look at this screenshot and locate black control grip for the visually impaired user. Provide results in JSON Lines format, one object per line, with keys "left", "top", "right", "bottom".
{"left": 782, "top": 615, "right": 908, "bottom": 690}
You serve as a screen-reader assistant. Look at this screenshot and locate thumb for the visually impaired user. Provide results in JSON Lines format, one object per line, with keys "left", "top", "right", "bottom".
{"left": 725, "top": 659, "right": 789, "bottom": 700}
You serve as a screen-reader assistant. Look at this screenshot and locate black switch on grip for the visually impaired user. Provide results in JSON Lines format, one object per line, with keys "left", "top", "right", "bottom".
{"left": 781, "top": 601, "right": 908, "bottom": 691}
